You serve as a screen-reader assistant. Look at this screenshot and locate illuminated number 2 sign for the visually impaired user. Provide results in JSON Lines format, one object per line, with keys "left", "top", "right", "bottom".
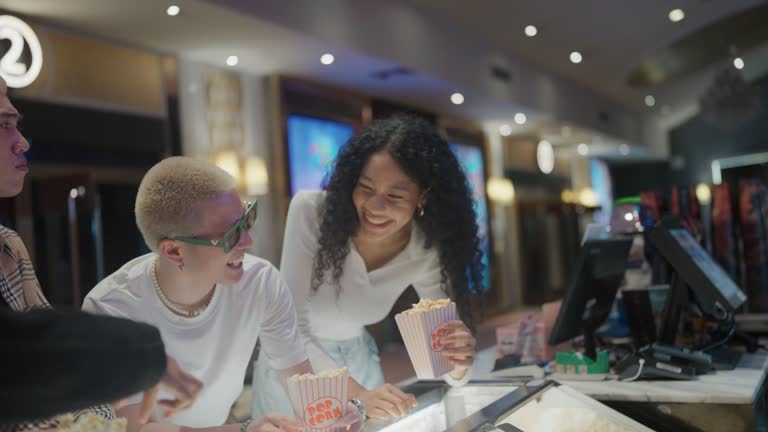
{"left": 0, "top": 15, "right": 43, "bottom": 88}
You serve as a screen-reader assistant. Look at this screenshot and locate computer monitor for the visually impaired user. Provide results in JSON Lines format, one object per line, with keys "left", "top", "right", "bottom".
{"left": 648, "top": 218, "right": 747, "bottom": 345}
{"left": 548, "top": 238, "right": 633, "bottom": 360}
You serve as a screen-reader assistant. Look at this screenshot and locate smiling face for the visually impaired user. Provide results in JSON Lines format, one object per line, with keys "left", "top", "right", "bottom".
{"left": 179, "top": 189, "right": 253, "bottom": 285}
{"left": 351, "top": 150, "right": 425, "bottom": 244}
{"left": 0, "top": 81, "right": 27, "bottom": 198}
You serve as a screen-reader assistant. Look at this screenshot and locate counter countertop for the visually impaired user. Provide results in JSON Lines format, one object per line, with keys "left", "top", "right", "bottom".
{"left": 470, "top": 348, "right": 768, "bottom": 404}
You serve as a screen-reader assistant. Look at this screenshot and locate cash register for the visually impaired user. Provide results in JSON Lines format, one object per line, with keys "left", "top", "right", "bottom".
{"left": 547, "top": 237, "right": 632, "bottom": 376}
{"left": 650, "top": 219, "right": 746, "bottom": 363}
{"left": 616, "top": 218, "right": 748, "bottom": 379}
{"left": 547, "top": 216, "right": 747, "bottom": 381}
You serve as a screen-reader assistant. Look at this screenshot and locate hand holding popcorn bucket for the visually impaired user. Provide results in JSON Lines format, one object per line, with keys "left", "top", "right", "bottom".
{"left": 287, "top": 368, "right": 349, "bottom": 432}
{"left": 395, "top": 299, "right": 458, "bottom": 379}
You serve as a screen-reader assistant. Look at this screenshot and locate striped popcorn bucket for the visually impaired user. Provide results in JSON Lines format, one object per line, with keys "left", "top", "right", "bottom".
{"left": 395, "top": 302, "right": 458, "bottom": 379}
{"left": 287, "top": 374, "right": 349, "bottom": 432}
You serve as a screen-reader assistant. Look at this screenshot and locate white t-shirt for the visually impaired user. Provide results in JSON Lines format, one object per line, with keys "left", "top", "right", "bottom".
{"left": 281, "top": 191, "right": 446, "bottom": 370}
{"left": 83, "top": 253, "right": 307, "bottom": 427}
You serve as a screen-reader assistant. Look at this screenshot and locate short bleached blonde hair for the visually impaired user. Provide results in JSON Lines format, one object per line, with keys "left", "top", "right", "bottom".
{"left": 136, "top": 156, "right": 236, "bottom": 251}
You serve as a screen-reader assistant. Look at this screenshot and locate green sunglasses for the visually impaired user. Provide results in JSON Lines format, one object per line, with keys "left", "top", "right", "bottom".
{"left": 172, "top": 201, "right": 258, "bottom": 253}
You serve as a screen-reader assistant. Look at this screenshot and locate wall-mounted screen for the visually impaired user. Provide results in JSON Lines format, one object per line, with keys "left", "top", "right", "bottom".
{"left": 286, "top": 114, "right": 355, "bottom": 195}
{"left": 450, "top": 142, "right": 491, "bottom": 292}
{"left": 590, "top": 158, "right": 614, "bottom": 225}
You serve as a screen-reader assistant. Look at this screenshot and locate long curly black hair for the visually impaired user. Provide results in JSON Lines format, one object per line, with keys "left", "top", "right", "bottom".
{"left": 311, "top": 115, "right": 484, "bottom": 326}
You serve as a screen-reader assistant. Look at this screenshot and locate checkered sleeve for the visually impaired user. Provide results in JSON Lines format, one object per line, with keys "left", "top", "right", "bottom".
{"left": 0, "top": 405, "right": 115, "bottom": 432}
{"left": 0, "top": 226, "right": 48, "bottom": 311}
{"left": 0, "top": 226, "right": 118, "bottom": 431}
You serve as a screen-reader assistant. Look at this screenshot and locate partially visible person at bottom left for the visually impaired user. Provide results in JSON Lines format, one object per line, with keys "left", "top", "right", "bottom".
{"left": 0, "top": 307, "right": 203, "bottom": 429}
{"left": 0, "top": 75, "right": 202, "bottom": 431}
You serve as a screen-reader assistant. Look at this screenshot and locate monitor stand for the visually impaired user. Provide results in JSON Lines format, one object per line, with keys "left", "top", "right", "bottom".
{"left": 583, "top": 314, "right": 603, "bottom": 361}
{"left": 657, "top": 271, "right": 742, "bottom": 370}
{"left": 657, "top": 271, "right": 689, "bottom": 345}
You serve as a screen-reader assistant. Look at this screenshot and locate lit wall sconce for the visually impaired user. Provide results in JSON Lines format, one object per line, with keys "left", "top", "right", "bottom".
{"left": 562, "top": 188, "right": 599, "bottom": 207}
{"left": 561, "top": 189, "right": 576, "bottom": 204}
{"left": 244, "top": 157, "right": 269, "bottom": 196}
{"left": 214, "top": 151, "right": 269, "bottom": 196}
{"left": 696, "top": 183, "right": 711, "bottom": 205}
{"left": 215, "top": 151, "right": 241, "bottom": 181}
{"left": 578, "top": 187, "right": 599, "bottom": 207}
{"left": 487, "top": 177, "right": 515, "bottom": 205}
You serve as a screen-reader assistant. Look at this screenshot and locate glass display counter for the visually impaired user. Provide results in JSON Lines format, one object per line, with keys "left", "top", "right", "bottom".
{"left": 362, "top": 380, "right": 652, "bottom": 432}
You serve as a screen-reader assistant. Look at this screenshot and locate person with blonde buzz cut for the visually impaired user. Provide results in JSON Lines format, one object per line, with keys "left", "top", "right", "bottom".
{"left": 83, "top": 157, "right": 362, "bottom": 432}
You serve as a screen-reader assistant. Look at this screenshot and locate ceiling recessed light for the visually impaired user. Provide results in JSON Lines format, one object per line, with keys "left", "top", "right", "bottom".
{"left": 514, "top": 112, "right": 527, "bottom": 125}
{"left": 226, "top": 55, "right": 239, "bottom": 67}
{"left": 577, "top": 143, "right": 589, "bottom": 156}
{"left": 499, "top": 124, "right": 512, "bottom": 136}
{"left": 166, "top": 5, "right": 180, "bottom": 16}
{"left": 645, "top": 95, "right": 656, "bottom": 107}
{"left": 734, "top": 57, "right": 745, "bottom": 70}
{"left": 524, "top": 25, "right": 538, "bottom": 37}
{"left": 450, "top": 93, "right": 464, "bottom": 105}
{"left": 569, "top": 51, "right": 583, "bottom": 64}
{"left": 668, "top": 8, "right": 685, "bottom": 22}
{"left": 320, "top": 53, "right": 335, "bottom": 65}
{"left": 537, "top": 140, "right": 554, "bottom": 174}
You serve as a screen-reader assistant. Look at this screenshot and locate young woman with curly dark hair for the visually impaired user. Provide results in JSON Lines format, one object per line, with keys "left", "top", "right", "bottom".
{"left": 252, "top": 115, "right": 483, "bottom": 420}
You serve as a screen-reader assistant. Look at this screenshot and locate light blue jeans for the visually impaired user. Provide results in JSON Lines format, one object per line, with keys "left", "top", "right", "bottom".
{"left": 251, "top": 331, "right": 385, "bottom": 418}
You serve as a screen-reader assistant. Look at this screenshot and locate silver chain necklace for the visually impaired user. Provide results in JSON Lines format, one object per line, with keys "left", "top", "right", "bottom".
{"left": 152, "top": 257, "right": 210, "bottom": 318}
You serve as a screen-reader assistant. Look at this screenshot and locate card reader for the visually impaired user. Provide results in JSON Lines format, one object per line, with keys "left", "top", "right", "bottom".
{"left": 640, "top": 343, "right": 713, "bottom": 375}
{"left": 614, "top": 353, "right": 697, "bottom": 381}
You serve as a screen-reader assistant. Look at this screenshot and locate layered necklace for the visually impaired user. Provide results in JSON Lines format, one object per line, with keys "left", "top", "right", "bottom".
{"left": 152, "top": 257, "right": 212, "bottom": 318}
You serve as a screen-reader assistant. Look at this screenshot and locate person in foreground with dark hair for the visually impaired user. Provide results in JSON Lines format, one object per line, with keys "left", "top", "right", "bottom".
{"left": 253, "top": 115, "right": 482, "bottom": 419}
{"left": 0, "top": 307, "right": 202, "bottom": 427}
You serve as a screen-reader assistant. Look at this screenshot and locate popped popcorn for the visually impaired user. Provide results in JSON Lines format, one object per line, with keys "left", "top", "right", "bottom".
{"left": 56, "top": 413, "right": 127, "bottom": 432}
{"left": 289, "top": 367, "right": 349, "bottom": 382}
{"left": 403, "top": 298, "right": 451, "bottom": 315}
